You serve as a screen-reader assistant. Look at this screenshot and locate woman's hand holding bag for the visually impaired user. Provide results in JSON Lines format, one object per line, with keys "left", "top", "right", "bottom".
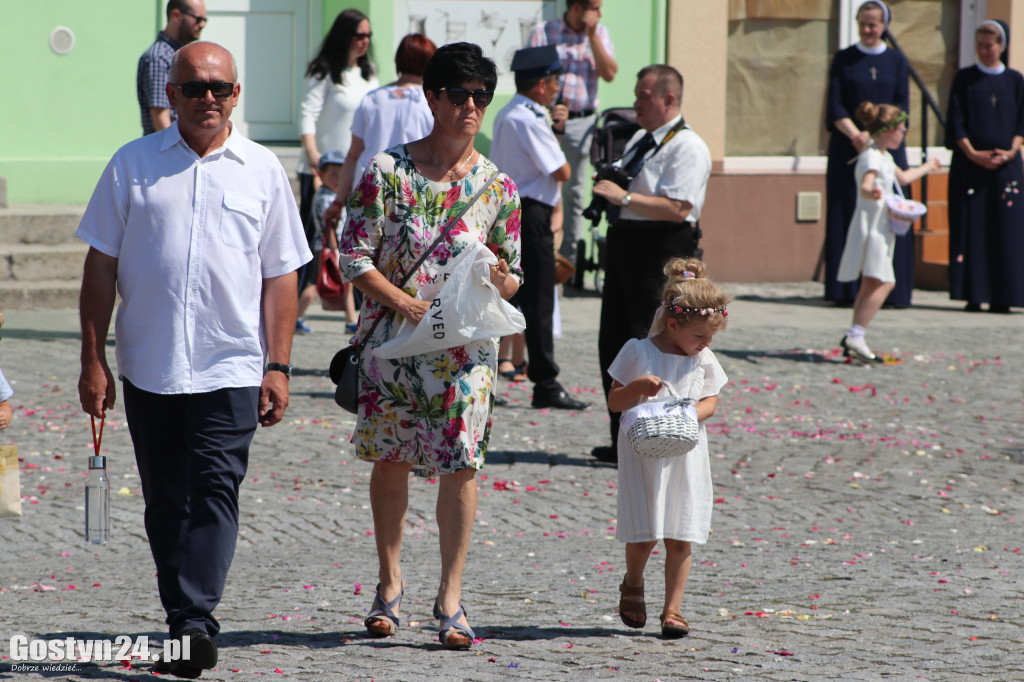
{"left": 328, "top": 172, "right": 502, "bottom": 413}
{"left": 373, "top": 242, "right": 525, "bottom": 359}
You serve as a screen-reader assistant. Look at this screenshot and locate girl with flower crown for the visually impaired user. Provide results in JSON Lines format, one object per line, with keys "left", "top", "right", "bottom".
{"left": 836, "top": 101, "right": 941, "bottom": 361}
{"left": 605, "top": 257, "right": 729, "bottom": 639}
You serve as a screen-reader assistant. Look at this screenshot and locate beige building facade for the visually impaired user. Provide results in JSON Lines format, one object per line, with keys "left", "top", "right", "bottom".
{"left": 665, "top": 0, "right": 1024, "bottom": 285}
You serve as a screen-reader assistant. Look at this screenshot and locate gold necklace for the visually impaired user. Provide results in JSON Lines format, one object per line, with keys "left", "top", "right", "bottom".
{"left": 426, "top": 142, "right": 475, "bottom": 180}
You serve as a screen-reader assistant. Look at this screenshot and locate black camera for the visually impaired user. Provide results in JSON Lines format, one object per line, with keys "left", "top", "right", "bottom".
{"left": 582, "top": 165, "right": 632, "bottom": 225}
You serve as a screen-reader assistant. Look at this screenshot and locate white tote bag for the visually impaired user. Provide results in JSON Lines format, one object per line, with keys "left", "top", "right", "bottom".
{"left": 374, "top": 241, "right": 526, "bottom": 359}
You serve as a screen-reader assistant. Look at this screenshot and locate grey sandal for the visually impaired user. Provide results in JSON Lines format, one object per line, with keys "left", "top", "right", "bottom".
{"left": 364, "top": 583, "right": 403, "bottom": 637}
{"left": 433, "top": 599, "right": 475, "bottom": 650}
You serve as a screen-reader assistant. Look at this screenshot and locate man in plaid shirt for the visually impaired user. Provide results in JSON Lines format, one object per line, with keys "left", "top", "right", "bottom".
{"left": 529, "top": 0, "right": 617, "bottom": 268}
{"left": 136, "top": 0, "right": 207, "bottom": 136}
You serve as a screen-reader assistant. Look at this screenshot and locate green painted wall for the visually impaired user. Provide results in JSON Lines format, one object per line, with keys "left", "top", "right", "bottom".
{"left": 1, "top": 1, "right": 662, "bottom": 206}
{"left": 0, "top": 1, "right": 158, "bottom": 204}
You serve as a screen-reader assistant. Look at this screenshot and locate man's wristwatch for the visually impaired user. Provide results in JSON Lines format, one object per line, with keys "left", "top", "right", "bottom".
{"left": 621, "top": 193, "right": 632, "bottom": 207}
{"left": 265, "top": 362, "right": 292, "bottom": 379}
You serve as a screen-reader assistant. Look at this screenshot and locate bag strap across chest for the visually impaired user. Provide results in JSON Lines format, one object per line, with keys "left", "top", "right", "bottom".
{"left": 355, "top": 170, "right": 501, "bottom": 347}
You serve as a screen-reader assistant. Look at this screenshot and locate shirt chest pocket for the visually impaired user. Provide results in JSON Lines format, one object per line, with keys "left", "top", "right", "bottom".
{"left": 219, "top": 191, "right": 263, "bottom": 254}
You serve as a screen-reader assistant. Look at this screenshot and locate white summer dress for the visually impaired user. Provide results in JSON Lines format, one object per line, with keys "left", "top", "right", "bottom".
{"left": 837, "top": 146, "right": 899, "bottom": 284}
{"left": 610, "top": 339, "right": 728, "bottom": 543}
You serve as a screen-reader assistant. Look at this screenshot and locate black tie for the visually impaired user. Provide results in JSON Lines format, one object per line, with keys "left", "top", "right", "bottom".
{"left": 624, "top": 132, "right": 656, "bottom": 178}
{"left": 607, "top": 132, "right": 656, "bottom": 224}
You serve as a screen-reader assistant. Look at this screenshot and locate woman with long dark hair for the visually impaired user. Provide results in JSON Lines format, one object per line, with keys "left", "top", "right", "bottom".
{"left": 294, "top": 8, "right": 377, "bottom": 332}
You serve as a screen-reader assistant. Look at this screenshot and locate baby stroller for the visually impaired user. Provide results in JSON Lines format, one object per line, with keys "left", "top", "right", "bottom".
{"left": 573, "top": 107, "right": 640, "bottom": 291}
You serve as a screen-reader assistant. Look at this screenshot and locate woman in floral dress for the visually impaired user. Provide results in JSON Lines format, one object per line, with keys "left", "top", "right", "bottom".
{"left": 338, "top": 43, "right": 521, "bottom": 650}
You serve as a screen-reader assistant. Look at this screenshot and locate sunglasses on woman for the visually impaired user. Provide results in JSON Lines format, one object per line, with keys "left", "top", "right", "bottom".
{"left": 174, "top": 81, "right": 235, "bottom": 99}
{"left": 439, "top": 87, "right": 494, "bottom": 107}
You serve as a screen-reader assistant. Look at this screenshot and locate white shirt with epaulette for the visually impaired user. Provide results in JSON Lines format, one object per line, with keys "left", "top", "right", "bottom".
{"left": 490, "top": 93, "right": 567, "bottom": 207}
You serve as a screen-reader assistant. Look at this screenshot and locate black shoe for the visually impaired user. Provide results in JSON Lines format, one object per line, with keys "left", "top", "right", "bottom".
{"left": 531, "top": 389, "right": 591, "bottom": 410}
{"left": 169, "top": 628, "right": 217, "bottom": 679}
{"left": 964, "top": 302, "right": 982, "bottom": 312}
{"left": 591, "top": 445, "right": 618, "bottom": 464}
{"left": 151, "top": 654, "right": 173, "bottom": 674}
{"left": 493, "top": 394, "right": 510, "bottom": 407}
{"left": 988, "top": 304, "right": 1011, "bottom": 314}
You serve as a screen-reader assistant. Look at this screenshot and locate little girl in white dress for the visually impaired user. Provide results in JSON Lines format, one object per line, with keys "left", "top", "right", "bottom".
{"left": 606, "top": 257, "right": 729, "bottom": 638}
{"left": 837, "top": 100, "right": 941, "bottom": 361}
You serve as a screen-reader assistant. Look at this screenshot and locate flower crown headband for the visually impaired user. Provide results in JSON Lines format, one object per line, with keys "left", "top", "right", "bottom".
{"left": 663, "top": 272, "right": 728, "bottom": 316}
{"left": 664, "top": 302, "right": 728, "bottom": 317}
{"left": 873, "top": 110, "right": 908, "bottom": 136}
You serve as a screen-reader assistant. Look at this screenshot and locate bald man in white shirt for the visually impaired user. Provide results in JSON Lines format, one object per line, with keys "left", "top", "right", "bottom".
{"left": 78, "top": 42, "right": 311, "bottom": 678}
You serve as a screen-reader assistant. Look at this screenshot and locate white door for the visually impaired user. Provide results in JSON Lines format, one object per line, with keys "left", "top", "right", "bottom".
{"left": 202, "top": 0, "right": 321, "bottom": 140}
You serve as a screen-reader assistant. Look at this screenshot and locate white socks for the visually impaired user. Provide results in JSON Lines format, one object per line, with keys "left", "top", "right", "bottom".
{"left": 847, "top": 324, "right": 866, "bottom": 342}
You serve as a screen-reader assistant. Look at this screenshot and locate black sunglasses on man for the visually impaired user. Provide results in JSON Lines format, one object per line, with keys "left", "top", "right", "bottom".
{"left": 173, "top": 81, "right": 235, "bottom": 99}
{"left": 180, "top": 10, "right": 207, "bottom": 24}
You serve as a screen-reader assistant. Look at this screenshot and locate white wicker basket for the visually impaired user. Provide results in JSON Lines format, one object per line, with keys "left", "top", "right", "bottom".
{"left": 885, "top": 195, "right": 927, "bottom": 236}
{"left": 622, "top": 373, "right": 703, "bottom": 458}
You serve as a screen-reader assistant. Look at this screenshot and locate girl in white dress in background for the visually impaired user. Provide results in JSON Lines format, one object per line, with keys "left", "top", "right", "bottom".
{"left": 606, "top": 257, "right": 729, "bottom": 638}
{"left": 837, "top": 100, "right": 941, "bottom": 361}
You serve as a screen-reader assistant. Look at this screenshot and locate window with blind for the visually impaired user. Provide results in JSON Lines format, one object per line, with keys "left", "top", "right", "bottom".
{"left": 725, "top": 0, "right": 958, "bottom": 157}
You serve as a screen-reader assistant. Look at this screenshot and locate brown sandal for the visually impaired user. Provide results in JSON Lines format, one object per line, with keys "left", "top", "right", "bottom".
{"left": 618, "top": 580, "right": 646, "bottom": 628}
{"left": 660, "top": 609, "right": 689, "bottom": 638}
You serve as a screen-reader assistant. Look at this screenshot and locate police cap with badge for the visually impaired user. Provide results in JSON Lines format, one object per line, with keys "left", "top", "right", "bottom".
{"left": 509, "top": 45, "right": 562, "bottom": 79}
{"left": 510, "top": 45, "right": 564, "bottom": 135}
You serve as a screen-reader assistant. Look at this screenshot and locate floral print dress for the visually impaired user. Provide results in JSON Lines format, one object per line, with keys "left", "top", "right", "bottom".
{"left": 338, "top": 145, "right": 522, "bottom": 474}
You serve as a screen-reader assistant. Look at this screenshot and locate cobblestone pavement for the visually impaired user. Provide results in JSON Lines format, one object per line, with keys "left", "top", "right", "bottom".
{"left": 0, "top": 283, "right": 1021, "bottom": 681}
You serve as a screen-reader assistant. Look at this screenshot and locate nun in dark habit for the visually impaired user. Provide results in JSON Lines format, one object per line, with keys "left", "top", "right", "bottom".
{"left": 946, "top": 19, "right": 1024, "bottom": 313}
{"left": 824, "top": 0, "right": 912, "bottom": 307}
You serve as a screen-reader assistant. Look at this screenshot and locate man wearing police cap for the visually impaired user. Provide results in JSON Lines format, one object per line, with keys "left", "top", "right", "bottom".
{"left": 491, "top": 46, "right": 590, "bottom": 411}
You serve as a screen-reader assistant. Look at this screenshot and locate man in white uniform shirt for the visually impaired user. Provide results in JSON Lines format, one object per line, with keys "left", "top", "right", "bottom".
{"left": 491, "top": 46, "right": 590, "bottom": 411}
{"left": 77, "top": 42, "right": 311, "bottom": 678}
{"left": 591, "top": 64, "right": 711, "bottom": 463}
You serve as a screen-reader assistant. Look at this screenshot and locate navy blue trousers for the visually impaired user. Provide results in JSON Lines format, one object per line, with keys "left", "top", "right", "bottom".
{"left": 509, "top": 197, "right": 561, "bottom": 394}
{"left": 122, "top": 380, "right": 259, "bottom": 638}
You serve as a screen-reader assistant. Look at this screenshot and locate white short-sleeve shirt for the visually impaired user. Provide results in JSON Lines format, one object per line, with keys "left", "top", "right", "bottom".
{"left": 490, "top": 93, "right": 567, "bottom": 207}
{"left": 619, "top": 114, "right": 711, "bottom": 223}
{"left": 350, "top": 84, "right": 434, "bottom": 179}
{"left": 75, "top": 123, "right": 312, "bottom": 395}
